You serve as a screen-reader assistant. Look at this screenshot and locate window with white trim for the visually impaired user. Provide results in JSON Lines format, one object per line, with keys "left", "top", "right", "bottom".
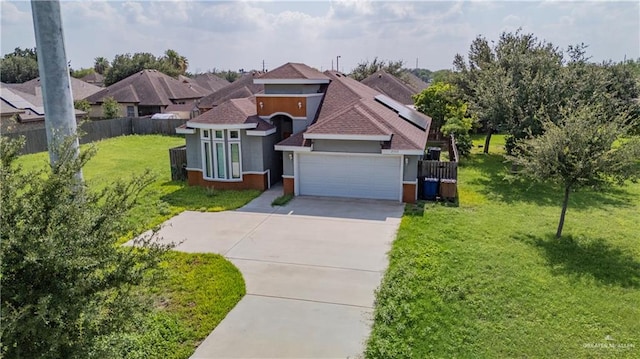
{"left": 201, "top": 129, "right": 242, "bottom": 180}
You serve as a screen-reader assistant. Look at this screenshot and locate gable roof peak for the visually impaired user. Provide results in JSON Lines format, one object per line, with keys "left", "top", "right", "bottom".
{"left": 255, "top": 62, "right": 330, "bottom": 84}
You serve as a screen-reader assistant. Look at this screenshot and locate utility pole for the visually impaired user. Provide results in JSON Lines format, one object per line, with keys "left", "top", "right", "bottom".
{"left": 31, "top": 0, "right": 81, "bottom": 176}
{"left": 262, "top": 60, "right": 265, "bottom": 72}
{"left": 336, "top": 55, "right": 341, "bottom": 73}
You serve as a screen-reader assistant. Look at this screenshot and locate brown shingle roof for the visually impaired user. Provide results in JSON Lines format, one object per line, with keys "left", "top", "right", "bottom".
{"left": 189, "top": 97, "right": 274, "bottom": 130}
{"left": 85, "top": 70, "right": 209, "bottom": 106}
{"left": 7, "top": 76, "right": 102, "bottom": 101}
{"left": 184, "top": 73, "right": 230, "bottom": 93}
{"left": 361, "top": 70, "right": 418, "bottom": 105}
{"left": 198, "top": 72, "right": 264, "bottom": 109}
{"left": 258, "top": 63, "right": 329, "bottom": 81}
{"left": 299, "top": 71, "right": 430, "bottom": 152}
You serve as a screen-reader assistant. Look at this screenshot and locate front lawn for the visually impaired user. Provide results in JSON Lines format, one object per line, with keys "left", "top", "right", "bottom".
{"left": 366, "top": 135, "right": 640, "bottom": 358}
{"left": 16, "top": 134, "right": 259, "bottom": 358}
{"left": 16, "top": 134, "right": 260, "bottom": 237}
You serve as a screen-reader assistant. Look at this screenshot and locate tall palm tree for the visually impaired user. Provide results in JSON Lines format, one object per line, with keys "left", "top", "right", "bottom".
{"left": 164, "top": 49, "right": 188, "bottom": 74}
{"left": 93, "top": 57, "right": 110, "bottom": 75}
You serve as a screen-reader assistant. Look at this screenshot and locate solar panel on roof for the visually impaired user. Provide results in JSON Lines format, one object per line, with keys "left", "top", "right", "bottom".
{"left": 374, "top": 94, "right": 428, "bottom": 130}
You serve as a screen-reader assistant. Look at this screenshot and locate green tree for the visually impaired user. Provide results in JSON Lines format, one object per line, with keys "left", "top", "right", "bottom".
{"left": 406, "top": 68, "right": 433, "bottom": 83}
{"left": 0, "top": 47, "right": 39, "bottom": 83}
{"left": 70, "top": 67, "right": 95, "bottom": 79}
{"left": 93, "top": 56, "right": 110, "bottom": 75}
{"left": 163, "top": 49, "right": 188, "bottom": 75}
{"left": 413, "top": 82, "right": 475, "bottom": 156}
{"left": 350, "top": 57, "right": 404, "bottom": 81}
{"left": 453, "top": 30, "right": 564, "bottom": 154}
{"left": 102, "top": 97, "right": 120, "bottom": 119}
{"left": 431, "top": 69, "right": 454, "bottom": 84}
{"left": 104, "top": 51, "right": 185, "bottom": 86}
{"left": 509, "top": 106, "right": 640, "bottom": 238}
{"left": 0, "top": 136, "right": 171, "bottom": 358}
{"left": 74, "top": 99, "right": 92, "bottom": 121}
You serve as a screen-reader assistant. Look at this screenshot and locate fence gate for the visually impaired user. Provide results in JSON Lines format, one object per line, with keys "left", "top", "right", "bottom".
{"left": 169, "top": 146, "right": 187, "bottom": 181}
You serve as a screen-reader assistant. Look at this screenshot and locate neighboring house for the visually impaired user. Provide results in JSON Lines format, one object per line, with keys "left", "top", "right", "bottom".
{"left": 165, "top": 102, "right": 200, "bottom": 120}
{"left": 401, "top": 71, "right": 429, "bottom": 93}
{"left": 177, "top": 63, "right": 431, "bottom": 203}
{"left": 80, "top": 72, "right": 105, "bottom": 87}
{"left": 85, "top": 69, "right": 211, "bottom": 118}
{"left": 6, "top": 76, "right": 102, "bottom": 101}
{"left": 1, "top": 83, "right": 87, "bottom": 131}
{"left": 197, "top": 71, "right": 264, "bottom": 112}
{"left": 179, "top": 73, "right": 230, "bottom": 93}
{"left": 361, "top": 70, "right": 427, "bottom": 106}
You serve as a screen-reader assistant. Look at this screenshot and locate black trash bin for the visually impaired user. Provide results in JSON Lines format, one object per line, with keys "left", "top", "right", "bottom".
{"left": 427, "top": 147, "right": 442, "bottom": 161}
{"left": 422, "top": 177, "right": 439, "bottom": 200}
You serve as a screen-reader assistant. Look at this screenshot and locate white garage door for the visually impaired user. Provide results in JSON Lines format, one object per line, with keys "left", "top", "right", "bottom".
{"left": 298, "top": 153, "right": 401, "bottom": 200}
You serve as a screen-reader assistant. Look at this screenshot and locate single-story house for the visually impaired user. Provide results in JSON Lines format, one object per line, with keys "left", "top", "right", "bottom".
{"left": 1, "top": 83, "right": 87, "bottom": 131}
{"left": 177, "top": 63, "right": 431, "bottom": 203}
{"left": 179, "top": 73, "right": 230, "bottom": 93}
{"left": 85, "top": 69, "right": 211, "bottom": 118}
{"left": 361, "top": 70, "right": 428, "bottom": 106}
{"left": 6, "top": 76, "right": 102, "bottom": 101}
{"left": 196, "top": 71, "right": 264, "bottom": 112}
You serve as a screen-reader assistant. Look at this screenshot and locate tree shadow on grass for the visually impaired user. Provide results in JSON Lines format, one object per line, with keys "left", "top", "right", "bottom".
{"left": 513, "top": 233, "right": 640, "bottom": 288}
{"left": 465, "top": 153, "right": 635, "bottom": 210}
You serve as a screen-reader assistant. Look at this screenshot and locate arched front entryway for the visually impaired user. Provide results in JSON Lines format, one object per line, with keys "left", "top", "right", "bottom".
{"left": 270, "top": 114, "right": 293, "bottom": 141}
{"left": 270, "top": 114, "right": 294, "bottom": 182}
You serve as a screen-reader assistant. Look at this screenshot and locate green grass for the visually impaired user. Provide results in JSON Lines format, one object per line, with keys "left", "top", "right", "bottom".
{"left": 16, "top": 135, "right": 260, "bottom": 238}
{"left": 366, "top": 135, "right": 640, "bottom": 358}
{"left": 16, "top": 135, "right": 257, "bottom": 358}
{"left": 271, "top": 193, "right": 294, "bottom": 206}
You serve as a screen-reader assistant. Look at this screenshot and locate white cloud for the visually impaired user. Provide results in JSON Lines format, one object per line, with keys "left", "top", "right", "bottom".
{"left": 1, "top": 0, "right": 637, "bottom": 75}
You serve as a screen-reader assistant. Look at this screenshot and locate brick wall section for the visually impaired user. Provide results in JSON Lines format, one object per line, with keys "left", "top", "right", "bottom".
{"left": 283, "top": 177, "right": 294, "bottom": 195}
{"left": 402, "top": 183, "right": 417, "bottom": 203}
{"left": 187, "top": 170, "right": 267, "bottom": 191}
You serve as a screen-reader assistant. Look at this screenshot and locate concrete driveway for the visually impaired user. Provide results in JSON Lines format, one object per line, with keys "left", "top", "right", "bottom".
{"left": 152, "top": 186, "right": 404, "bottom": 358}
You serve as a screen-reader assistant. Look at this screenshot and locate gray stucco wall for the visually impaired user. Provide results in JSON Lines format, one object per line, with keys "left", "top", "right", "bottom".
{"left": 185, "top": 133, "right": 201, "bottom": 170}
{"left": 261, "top": 132, "right": 279, "bottom": 184}
{"left": 282, "top": 151, "right": 294, "bottom": 176}
{"left": 241, "top": 131, "right": 264, "bottom": 172}
{"left": 312, "top": 139, "right": 381, "bottom": 153}
{"left": 265, "top": 84, "right": 322, "bottom": 94}
{"left": 403, "top": 155, "right": 420, "bottom": 181}
{"left": 306, "top": 95, "right": 323, "bottom": 120}
{"left": 292, "top": 119, "right": 310, "bottom": 135}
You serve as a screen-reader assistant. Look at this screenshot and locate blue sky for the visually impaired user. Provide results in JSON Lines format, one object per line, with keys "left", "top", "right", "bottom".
{"left": 1, "top": 1, "right": 638, "bottom": 74}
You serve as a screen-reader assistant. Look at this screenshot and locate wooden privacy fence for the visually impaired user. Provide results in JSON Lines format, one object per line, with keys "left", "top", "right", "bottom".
{"left": 169, "top": 146, "right": 187, "bottom": 181}
{"left": 3, "top": 117, "right": 187, "bottom": 155}
{"left": 417, "top": 134, "right": 459, "bottom": 200}
{"left": 418, "top": 160, "right": 458, "bottom": 180}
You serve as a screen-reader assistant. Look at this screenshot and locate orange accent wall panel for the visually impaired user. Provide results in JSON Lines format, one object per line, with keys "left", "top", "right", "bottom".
{"left": 403, "top": 183, "right": 417, "bottom": 203}
{"left": 283, "top": 177, "right": 295, "bottom": 195}
{"left": 187, "top": 170, "right": 268, "bottom": 191}
{"left": 256, "top": 96, "right": 306, "bottom": 117}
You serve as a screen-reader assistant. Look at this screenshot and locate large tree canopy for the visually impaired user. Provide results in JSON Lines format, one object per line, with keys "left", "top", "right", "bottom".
{"left": 0, "top": 47, "right": 39, "bottom": 83}
{"left": 452, "top": 30, "right": 564, "bottom": 153}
